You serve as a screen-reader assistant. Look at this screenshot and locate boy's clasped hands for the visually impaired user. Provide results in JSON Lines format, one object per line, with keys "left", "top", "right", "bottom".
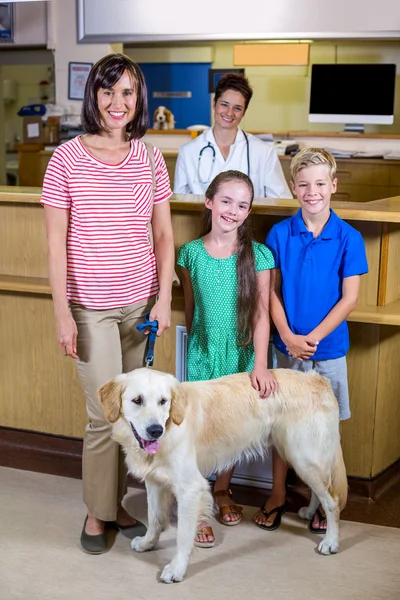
{"left": 283, "top": 333, "right": 319, "bottom": 361}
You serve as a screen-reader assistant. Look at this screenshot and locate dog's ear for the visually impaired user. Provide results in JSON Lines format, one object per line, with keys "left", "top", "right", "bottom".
{"left": 170, "top": 384, "right": 187, "bottom": 426}
{"left": 98, "top": 380, "right": 125, "bottom": 423}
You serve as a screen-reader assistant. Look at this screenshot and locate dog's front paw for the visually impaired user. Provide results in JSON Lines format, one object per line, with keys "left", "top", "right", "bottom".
{"left": 160, "top": 561, "right": 187, "bottom": 584}
{"left": 318, "top": 537, "right": 339, "bottom": 555}
{"left": 298, "top": 506, "right": 314, "bottom": 521}
{"left": 131, "top": 535, "right": 155, "bottom": 553}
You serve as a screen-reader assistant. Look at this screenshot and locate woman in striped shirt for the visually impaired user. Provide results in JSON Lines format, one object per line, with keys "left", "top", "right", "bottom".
{"left": 42, "top": 53, "right": 175, "bottom": 554}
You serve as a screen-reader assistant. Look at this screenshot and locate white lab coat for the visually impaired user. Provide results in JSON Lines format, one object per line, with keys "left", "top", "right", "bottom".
{"left": 174, "top": 128, "right": 292, "bottom": 199}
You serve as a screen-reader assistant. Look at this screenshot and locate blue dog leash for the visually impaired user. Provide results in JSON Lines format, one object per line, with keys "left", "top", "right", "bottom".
{"left": 136, "top": 312, "right": 158, "bottom": 367}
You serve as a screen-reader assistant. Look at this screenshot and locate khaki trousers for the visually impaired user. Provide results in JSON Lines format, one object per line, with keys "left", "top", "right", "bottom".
{"left": 70, "top": 296, "right": 155, "bottom": 521}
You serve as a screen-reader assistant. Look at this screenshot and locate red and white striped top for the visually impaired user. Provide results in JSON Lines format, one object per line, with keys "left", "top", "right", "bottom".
{"left": 41, "top": 136, "right": 172, "bottom": 309}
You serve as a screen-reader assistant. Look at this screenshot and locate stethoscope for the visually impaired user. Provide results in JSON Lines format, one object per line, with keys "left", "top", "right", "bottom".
{"left": 197, "top": 131, "right": 250, "bottom": 184}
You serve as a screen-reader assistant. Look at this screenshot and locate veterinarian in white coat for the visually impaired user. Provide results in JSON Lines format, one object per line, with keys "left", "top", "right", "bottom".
{"left": 174, "top": 73, "right": 292, "bottom": 199}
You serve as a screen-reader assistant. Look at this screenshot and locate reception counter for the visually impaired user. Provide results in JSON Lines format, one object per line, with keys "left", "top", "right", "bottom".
{"left": 1, "top": 187, "right": 400, "bottom": 482}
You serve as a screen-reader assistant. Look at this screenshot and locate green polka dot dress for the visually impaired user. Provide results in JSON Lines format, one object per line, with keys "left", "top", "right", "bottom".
{"left": 177, "top": 238, "right": 275, "bottom": 382}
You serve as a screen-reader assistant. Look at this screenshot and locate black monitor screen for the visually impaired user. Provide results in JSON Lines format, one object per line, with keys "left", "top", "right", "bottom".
{"left": 309, "top": 64, "right": 396, "bottom": 116}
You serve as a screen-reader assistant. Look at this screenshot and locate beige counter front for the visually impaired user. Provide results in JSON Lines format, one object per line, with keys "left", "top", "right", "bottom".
{"left": 1, "top": 187, "right": 400, "bottom": 480}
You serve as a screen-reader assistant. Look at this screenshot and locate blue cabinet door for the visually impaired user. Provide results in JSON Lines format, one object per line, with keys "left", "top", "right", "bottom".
{"left": 139, "top": 62, "right": 211, "bottom": 129}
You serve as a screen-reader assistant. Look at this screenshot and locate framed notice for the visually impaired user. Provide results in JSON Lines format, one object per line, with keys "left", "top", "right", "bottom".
{"left": 0, "top": 3, "right": 14, "bottom": 42}
{"left": 68, "top": 62, "right": 93, "bottom": 101}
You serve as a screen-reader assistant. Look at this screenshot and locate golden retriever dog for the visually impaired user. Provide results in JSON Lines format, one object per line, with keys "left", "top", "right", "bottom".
{"left": 98, "top": 368, "right": 347, "bottom": 584}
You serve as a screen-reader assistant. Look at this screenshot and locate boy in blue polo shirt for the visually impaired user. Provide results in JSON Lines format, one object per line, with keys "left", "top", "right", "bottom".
{"left": 253, "top": 148, "right": 368, "bottom": 534}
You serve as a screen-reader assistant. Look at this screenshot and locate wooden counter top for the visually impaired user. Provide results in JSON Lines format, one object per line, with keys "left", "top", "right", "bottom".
{"left": 170, "top": 194, "right": 400, "bottom": 223}
{"left": 2, "top": 187, "right": 400, "bottom": 223}
{"left": 0, "top": 186, "right": 43, "bottom": 203}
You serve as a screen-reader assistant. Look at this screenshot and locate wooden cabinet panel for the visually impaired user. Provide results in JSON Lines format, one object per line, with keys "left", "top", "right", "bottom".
{"left": 389, "top": 186, "right": 400, "bottom": 197}
{"left": 373, "top": 325, "right": 400, "bottom": 476}
{"left": 164, "top": 155, "right": 177, "bottom": 188}
{"left": 17, "top": 145, "right": 44, "bottom": 188}
{"left": 335, "top": 162, "right": 390, "bottom": 186}
{"left": 335, "top": 185, "right": 390, "bottom": 203}
{"left": 341, "top": 323, "right": 380, "bottom": 478}
{"left": 389, "top": 165, "right": 400, "bottom": 187}
{"left": 0, "top": 293, "right": 86, "bottom": 437}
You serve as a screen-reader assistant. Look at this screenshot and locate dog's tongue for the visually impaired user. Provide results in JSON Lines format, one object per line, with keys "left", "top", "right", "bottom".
{"left": 142, "top": 439, "right": 160, "bottom": 454}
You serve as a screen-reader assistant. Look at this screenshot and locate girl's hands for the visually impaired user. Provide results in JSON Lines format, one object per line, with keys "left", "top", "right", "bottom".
{"left": 284, "top": 333, "right": 318, "bottom": 361}
{"left": 56, "top": 312, "right": 78, "bottom": 358}
{"left": 251, "top": 365, "right": 278, "bottom": 399}
{"left": 149, "top": 298, "right": 171, "bottom": 336}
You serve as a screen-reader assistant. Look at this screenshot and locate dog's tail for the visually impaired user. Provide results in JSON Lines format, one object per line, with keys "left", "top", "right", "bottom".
{"left": 330, "top": 442, "right": 348, "bottom": 511}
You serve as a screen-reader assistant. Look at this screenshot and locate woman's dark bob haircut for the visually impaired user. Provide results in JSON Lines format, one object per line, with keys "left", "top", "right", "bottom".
{"left": 81, "top": 53, "right": 148, "bottom": 140}
{"left": 214, "top": 72, "right": 253, "bottom": 112}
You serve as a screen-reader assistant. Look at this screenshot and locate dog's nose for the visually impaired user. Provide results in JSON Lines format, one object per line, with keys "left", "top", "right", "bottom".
{"left": 146, "top": 424, "right": 164, "bottom": 439}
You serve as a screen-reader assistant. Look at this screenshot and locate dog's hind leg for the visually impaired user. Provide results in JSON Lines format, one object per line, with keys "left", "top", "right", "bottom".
{"left": 292, "top": 463, "right": 340, "bottom": 555}
{"left": 161, "top": 476, "right": 212, "bottom": 584}
{"left": 298, "top": 490, "right": 320, "bottom": 521}
{"left": 131, "top": 480, "right": 172, "bottom": 553}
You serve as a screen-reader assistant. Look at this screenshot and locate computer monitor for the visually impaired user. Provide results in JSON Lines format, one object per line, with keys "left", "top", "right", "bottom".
{"left": 309, "top": 64, "right": 397, "bottom": 133}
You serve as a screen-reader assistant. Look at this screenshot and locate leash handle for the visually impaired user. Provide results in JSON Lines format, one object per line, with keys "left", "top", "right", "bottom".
{"left": 136, "top": 312, "right": 158, "bottom": 367}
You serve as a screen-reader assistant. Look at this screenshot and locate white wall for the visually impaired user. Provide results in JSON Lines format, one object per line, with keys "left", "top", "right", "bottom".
{"left": 49, "top": 0, "right": 122, "bottom": 116}
{"left": 79, "top": 0, "right": 400, "bottom": 42}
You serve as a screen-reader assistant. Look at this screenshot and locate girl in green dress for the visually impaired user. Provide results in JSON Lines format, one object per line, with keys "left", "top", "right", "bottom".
{"left": 177, "top": 170, "right": 276, "bottom": 548}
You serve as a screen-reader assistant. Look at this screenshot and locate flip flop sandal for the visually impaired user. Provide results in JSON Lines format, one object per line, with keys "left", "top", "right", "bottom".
{"left": 194, "top": 525, "right": 215, "bottom": 548}
{"left": 253, "top": 502, "right": 288, "bottom": 532}
{"left": 309, "top": 508, "right": 327, "bottom": 535}
{"left": 213, "top": 489, "right": 243, "bottom": 526}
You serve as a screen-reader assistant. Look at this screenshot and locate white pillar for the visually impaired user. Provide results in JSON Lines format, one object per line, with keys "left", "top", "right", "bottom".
{"left": 49, "top": 0, "right": 123, "bottom": 117}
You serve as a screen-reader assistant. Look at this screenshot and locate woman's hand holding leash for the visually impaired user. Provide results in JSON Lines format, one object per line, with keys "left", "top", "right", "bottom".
{"left": 149, "top": 298, "right": 171, "bottom": 336}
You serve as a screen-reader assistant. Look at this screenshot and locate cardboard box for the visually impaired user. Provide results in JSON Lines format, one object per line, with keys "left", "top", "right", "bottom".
{"left": 22, "top": 116, "right": 45, "bottom": 144}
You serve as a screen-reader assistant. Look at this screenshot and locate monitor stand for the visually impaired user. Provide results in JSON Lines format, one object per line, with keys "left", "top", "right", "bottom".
{"left": 344, "top": 123, "right": 365, "bottom": 134}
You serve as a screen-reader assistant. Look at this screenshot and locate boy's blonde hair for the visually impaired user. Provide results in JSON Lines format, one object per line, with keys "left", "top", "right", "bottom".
{"left": 290, "top": 148, "right": 337, "bottom": 181}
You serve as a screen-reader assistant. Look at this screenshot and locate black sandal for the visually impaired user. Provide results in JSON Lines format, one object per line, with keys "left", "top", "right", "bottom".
{"left": 309, "top": 508, "right": 327, "bottom": 535}
{"left": 253, "top": 502, "right": 288, "bottom": 531}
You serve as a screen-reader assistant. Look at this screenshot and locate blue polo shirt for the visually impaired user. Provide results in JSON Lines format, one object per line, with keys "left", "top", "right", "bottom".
{"left": 266, "top": 209, "right": 368, "bottom": 360}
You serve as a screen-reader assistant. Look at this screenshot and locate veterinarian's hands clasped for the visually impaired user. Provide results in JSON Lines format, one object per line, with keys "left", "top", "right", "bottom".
{"left": 251, "top": 364, "right": 278, "bottom": 398}
{"left": 284, "top": 333, "right": 318, "bottom": 361}
{"left": 55, "top": 313, "right": 78, "bottom": 358}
